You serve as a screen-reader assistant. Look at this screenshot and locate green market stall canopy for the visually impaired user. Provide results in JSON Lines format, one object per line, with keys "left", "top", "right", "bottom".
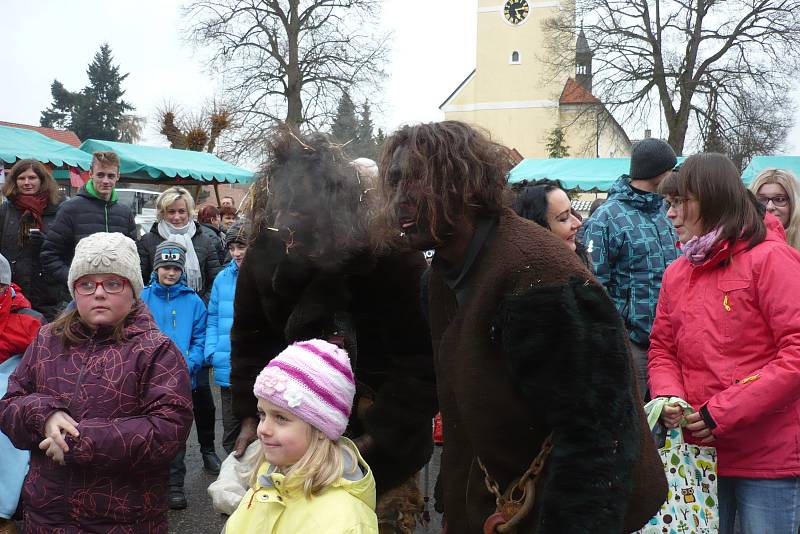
{"left": 0, "top": 125, "right": 92, "bottom": 170}
{"left": 509, "top": 157, "right": 686, "bottom": 191}
{"left": 741, "top": 156, "right": 800, "bottom": 186}
{"left": 79, "top": 139, "right": 255, "bottom": 184}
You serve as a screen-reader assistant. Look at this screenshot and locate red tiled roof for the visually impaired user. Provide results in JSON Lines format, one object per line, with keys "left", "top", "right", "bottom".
{"left": 0, "top": 121, "right": 81, "bottom": 147}
{"left": 559, "top": 78, "right": 601, "bottom": 105}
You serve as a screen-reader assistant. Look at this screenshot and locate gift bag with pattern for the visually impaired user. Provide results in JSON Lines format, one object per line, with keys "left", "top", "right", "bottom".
{"left": 637, "top": 397, "right": 719, "bottom": 534}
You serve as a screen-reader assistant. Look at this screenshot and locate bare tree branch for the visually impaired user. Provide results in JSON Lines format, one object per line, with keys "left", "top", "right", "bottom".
{"left": 183, "top": 0, "right": 388, "bottom": 161}
{"left": 543, "top": 0, "right": 800, "bottom": 154}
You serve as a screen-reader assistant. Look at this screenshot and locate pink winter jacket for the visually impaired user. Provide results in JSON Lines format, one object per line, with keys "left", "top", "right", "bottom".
{"left": 649, "top": 215, "right": 800, "bottom": 478}
{"left": 0, "top": 302, "right": 193, "bottom": 533}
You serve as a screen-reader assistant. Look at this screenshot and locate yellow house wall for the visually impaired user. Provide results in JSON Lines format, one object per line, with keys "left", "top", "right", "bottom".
{"left": 558, "top": 105, "right": 631, "bottom": 158}
{"left": 446, "top": 105, "right": 560, "bottom": 157}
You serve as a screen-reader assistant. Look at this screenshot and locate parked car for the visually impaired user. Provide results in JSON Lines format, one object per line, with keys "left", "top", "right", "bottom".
{"left": 116, "top": 188, "right": 161, "bottom": 239}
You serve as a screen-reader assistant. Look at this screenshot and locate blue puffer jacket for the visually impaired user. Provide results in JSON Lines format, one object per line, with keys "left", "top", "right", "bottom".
{"left": 141, "top": 274, "right": 207, "bottom": 387}
{"left": 205, "top": 259, "right": 238, "bottom": 387}
{"left": 578, "top": 175, "right": 679, "bottom": 346}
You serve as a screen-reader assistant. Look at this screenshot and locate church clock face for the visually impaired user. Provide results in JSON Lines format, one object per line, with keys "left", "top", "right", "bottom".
{"left": 504, "top": 0, "right": 530, "bottom": 25}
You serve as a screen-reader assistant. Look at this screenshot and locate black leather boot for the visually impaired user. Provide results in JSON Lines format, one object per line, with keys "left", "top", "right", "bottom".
{"left": 168, "top": 487, "right": 187, "bottom": 510}
{"left": 201, "top": 448, "right": 222, "bottom": 475}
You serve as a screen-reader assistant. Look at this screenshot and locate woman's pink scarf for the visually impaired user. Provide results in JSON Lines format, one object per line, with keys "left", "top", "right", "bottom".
{"left": 682, "top": 227, "right": 722, "bottom": 265}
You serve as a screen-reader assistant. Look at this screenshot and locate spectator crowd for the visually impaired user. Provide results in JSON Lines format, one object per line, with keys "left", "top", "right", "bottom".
{"left": 2, "top": 125, "right": 800, "bottom": 534}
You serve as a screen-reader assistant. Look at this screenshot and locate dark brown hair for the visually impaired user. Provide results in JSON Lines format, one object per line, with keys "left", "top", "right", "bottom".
{"left": 376, "top": 121, "right": 514, "bottom": 245}
{"left": 674, "top": 153, "right": 765, "bottom": 252}
{"left": 51, "top": 303, "right": 138, "bottom": 346}
{"left": 3, "top": 159, "right": 61, "bottom": 204}
{"left": 219, "top": 206, "right": 238, "bottom": 218}
{"left": 657, "top": 168, "right": 679, "bottom": 198}
{"left": 248, "top": 129, "right": 370, "bottom": 265}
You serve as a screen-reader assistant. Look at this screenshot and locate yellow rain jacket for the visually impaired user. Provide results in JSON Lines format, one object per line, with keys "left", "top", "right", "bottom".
{"left": 224, "top": 438, "right": 378, "bottom": 534}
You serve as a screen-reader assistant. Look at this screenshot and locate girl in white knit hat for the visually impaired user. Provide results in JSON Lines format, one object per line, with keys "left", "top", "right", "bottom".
{"left": 219, "top": 339, "right": 378, "bottom": 533}
{"left": 0, "top": 232, "right": 194, "bottom": 532}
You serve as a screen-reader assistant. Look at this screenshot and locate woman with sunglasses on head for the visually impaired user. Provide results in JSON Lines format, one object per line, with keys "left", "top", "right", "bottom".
{"left": 512, "top": 178, "right": 591, "bottom": 269}
{"left": 749, "top": 168, "right": 800, "bottom": 251}
{"left": 0, "top": 232, "right": 193, "bottom": 533}
{"left": 649, "top": 154, "right": 800, "bottom": 534}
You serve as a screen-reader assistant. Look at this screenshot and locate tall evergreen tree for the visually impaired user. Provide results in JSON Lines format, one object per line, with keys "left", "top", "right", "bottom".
{"left": 40, "top": 44, "right": 133, "bottom": 141}
{"left": 355, "top": 102, "right": 378, "bottom": 160}
{"left": 40, "top": 81, "right": 78, "bottom": 130}
{"left": 330, "top": 91, "right": 358, "bottom": 148}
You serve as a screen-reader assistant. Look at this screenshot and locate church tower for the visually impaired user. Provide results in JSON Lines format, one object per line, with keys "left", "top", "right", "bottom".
{"left": 440, "top": 0, "right": 568, "bottom": 157}
{"left": 575, "top": 28, "right": 593, "bottom": 92}
{"left": 441, "top": 1, "right": 630, "bottom": 158}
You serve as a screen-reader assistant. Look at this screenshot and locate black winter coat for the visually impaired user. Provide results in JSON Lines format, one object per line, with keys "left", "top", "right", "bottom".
{"left": 200, "top": 222, "right": 228, "bottom": 264}
{"left": 230, "top": 235, "right": 438, "bottom": 494}
{"left": 0, "top": 199, "right": 67, "bottom": 320}
{"left": 137, "top": 221, "right": 223, "bottom": 300}
{"left": 40, "top": 186, "right": 136, "bottom": 286}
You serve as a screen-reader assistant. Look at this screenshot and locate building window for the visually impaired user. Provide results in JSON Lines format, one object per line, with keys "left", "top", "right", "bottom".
{"left": 577, "top": 64, "right": 587, "bottom": 75}
{"left": 510, "top": 51, "right": 521, "bottom": 64}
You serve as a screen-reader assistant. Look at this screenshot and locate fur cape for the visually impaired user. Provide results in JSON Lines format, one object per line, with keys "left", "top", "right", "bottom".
{"left": 428, "top": 209, "right": 667, "bottom": 533}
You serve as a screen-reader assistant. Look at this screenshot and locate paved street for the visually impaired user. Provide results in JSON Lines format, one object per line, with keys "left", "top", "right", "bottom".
{"left": 168, "top": 386, "right": 443, "bottom": 533}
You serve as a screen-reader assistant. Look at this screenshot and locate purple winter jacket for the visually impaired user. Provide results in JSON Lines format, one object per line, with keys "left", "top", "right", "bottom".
{"left": 0, "top": 302, "right": 193, "bottom": 533}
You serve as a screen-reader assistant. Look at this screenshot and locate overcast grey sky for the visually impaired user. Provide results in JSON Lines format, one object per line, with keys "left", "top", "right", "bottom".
{"left": 2, "top": 0, "right": 798, "bottom": 156}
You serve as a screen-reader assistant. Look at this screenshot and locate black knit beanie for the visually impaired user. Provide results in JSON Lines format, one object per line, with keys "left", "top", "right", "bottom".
{"left": 629, "top": 138, "right": 677, "bottom": 181}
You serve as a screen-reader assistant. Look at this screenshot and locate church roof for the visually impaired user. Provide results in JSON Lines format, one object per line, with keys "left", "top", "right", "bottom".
{"left": 560, "top": 78, "right": 601, "bottom": 105}
{"left": 0, "top": 121, "right": 81, "bottom": 147}
{"left": 576, "top": 29, "right": 592, "bottom": 55}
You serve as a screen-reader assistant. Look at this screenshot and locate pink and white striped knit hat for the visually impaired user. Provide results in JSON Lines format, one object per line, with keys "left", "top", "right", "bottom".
{"left": 253, "top": 339, "right": 355, "bottom": 440}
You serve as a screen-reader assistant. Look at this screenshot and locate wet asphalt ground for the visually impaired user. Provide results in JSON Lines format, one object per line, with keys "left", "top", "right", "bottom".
{"left": 168, "top": 386, "right": 444, "bottom": 533}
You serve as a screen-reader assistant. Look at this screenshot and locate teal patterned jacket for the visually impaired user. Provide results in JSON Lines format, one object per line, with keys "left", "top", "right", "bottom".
{"left": 579, "top": 175, "right": 679, "bottom": 346}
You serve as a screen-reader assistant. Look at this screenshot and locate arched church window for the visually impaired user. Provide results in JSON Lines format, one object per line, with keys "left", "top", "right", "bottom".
{"left": 510, "top": 51, "right": 521, "bottom": 64}
{"left": 577, "top": 64, "right": 587, "bottom": 75}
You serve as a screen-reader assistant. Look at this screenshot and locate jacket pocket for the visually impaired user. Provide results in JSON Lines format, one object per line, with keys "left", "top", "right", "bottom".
{"left": 717, "top": 278, "right": 751, "bottom": 340}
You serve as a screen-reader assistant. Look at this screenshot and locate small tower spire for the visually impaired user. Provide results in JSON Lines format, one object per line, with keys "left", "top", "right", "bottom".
{"left": 575, "top": 26, "right": 594, "bottom": 92}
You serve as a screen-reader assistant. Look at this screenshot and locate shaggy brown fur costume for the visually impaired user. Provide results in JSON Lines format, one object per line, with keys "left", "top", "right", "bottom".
{"left": 428, "top": 210, "right": 667, "bottom": 533}
{"left": 230, "top": 132, "right": 437, "bottom": 497}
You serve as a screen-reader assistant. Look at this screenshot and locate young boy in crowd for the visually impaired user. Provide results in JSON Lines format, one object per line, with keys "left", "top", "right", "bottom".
{"left": 206, "top": 222, "right": 249, "bottom": 455}
{"left": 140, "top": 241, "right": 207, "bottom": 510}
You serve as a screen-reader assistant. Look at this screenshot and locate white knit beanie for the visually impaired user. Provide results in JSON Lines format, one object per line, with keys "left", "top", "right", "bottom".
{"left": 67, "top": 233, "right": 144, "bottom": 298}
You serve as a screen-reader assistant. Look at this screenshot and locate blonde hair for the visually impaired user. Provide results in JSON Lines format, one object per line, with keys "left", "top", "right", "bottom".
{"left": 750, "top": 168, "right": 800, "bottom": 251}
{"left": 249, "top": 427, "right": 357, "bottom": 499}
{"left": 157, "top": 186, "right": 196, "bottom": 221}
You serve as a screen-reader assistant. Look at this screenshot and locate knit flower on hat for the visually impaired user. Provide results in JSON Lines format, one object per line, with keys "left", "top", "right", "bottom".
{"left": 260, "top": 367, "right": 288, "bottom": 394}
{"left": 86, "top": 246, "right": 118, "bottom": 268}
{"left": 283, "top": 386, "right": 304, "bottom": 408}
{"left": 258, "top": 367, "right": 305, "bottom": 407}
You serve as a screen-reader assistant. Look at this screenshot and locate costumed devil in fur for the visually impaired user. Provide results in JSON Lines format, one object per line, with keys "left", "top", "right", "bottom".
{"left": 376, "top": 121, "right": 667, "bottom": 533}
{"left": 229, "top": 130, "right": 437, "bottom": 533}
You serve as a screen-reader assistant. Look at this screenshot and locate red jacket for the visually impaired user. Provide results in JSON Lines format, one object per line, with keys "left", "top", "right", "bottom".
{"left": 649, "top": 215, "right": 800, "bottom": 478}
{"left": 0, "top": 283, "right": 43, "bottom": 364}
{"left": 0, "top": 302, "right": 193, "bottom": 533}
